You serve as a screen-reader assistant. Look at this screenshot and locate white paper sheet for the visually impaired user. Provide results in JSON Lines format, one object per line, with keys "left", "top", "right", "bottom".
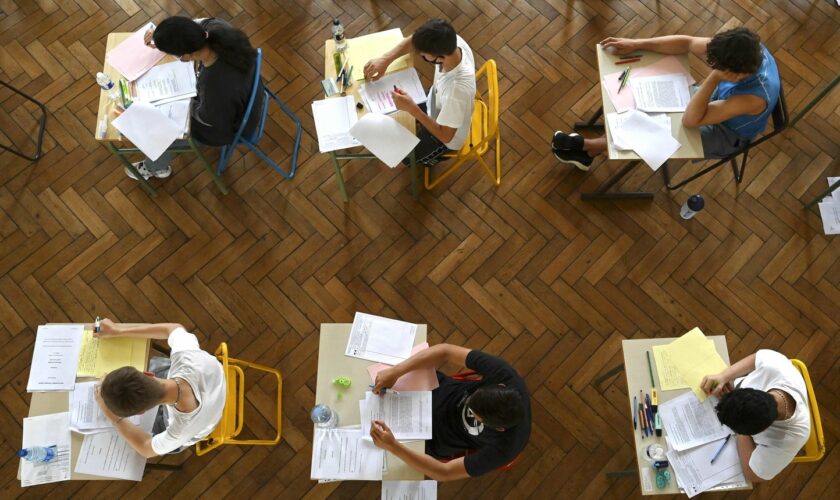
{"left": 631, "top": 74, "right": 691, "bottom": 112}
{"left": 606, "top": 111, "right": 670, "bottom": 151}
{"left": 312, "top": 96, "right": 361, "bottom": 153}
{"left": 345, "top": 312, "right": 417, "bottom": 365}
{"left": 361, "top": 391, "right": 433, "bottom": 440}
{"left": 20, "top": 412, "right": 72, "bottom": 487}
{"left": 360, "top": 68, "right": 427, "bottom": 114}
{"left": 818, "top": 202, "right": 840, "bottom": 235}
{"left": 620, "top": 109, "right": 681, "bottom": 171}
{"left": 132, "top": 60, "right": 197, "bottom": 104}
{"left": 74, "top": 408, "right": 156, "bottom": 480}
{"left": 27, "top": 324, "right": 84, "bottom": 392}
{"left": 70, "top": 381, "right": 143, "bottom": 433}
{"left": 113, "top": 101, "right": 183, "bottom": 161}
{"left": 155, "top": 99, "right": 190, "bottom": 135}
{"left": 105, "top": 22, "right": 165, "bottom": 81}
{"left": 350, "top": 113, "right": 420, "bottom": 169}
{"left": 382, "top": 480, "right": 438, "bottom": 500}
{"left": 826, "top": 177, "right": 840, "bottom": 204}
{"left": 311, "top": 427, "right": 384, "bottom": 480}
{"left": 666, "top": 436, "right": 747, "bottom": 498}
{"left": 658, "top": 392, "right": 730, "bottom": 451}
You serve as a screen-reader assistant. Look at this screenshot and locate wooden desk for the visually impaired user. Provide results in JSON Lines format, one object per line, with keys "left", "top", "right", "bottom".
{"left": 323, "top": 33, "right": 418, "bottom": 202}
{"left": 315, "top": 323, "right": 426, "bottom": 481}
{"left": 95, "top": 32, "right": 227, "bottom": 197}
{"left": 622, "top": 337, "right": 751, "bottom": 495}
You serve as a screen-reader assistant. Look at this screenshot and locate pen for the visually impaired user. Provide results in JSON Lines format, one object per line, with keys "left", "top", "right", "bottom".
{"left": 647, "top": 351, "right": 655, "bottom": 387}
{"left": 368, "top": 384, "right": 399, "bottom": 395}
{"left": 94, "top": 316, "right": 101, "bottom": 333}
{"left": 632, "top": 395, "right": 637, "bottom": 429}
{"left": 640, "top": 390, "right": 649, "bottom": 436}
{"left": 617, "top": 68, "right": 627, "bottom": 82}
{"left": 619, "top": 54, "right": 643, "bottom": 59}
{"left": 615, "top": 58, "right": 641, "bottom": 65}
{"left": 645, "top": 393, "right": 654, "bottom": 429}
{"left": 618, "top": 67, "right": 631, "bottom": 93}
{"left": 710, "top": 435, "right": 731, "bottom": 464}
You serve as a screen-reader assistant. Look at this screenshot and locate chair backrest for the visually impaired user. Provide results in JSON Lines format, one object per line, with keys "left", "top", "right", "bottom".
{"left": 228, "top": 48, "right": 265, "bottom": 148}
{"left": 790, "top": 359, "right": 825, "bottom": 463}
{"left": 771, "top": 82, "right": 789, "bottom": 133}
{"left": 195, "top": 342, "right": 244, "bottom": 456}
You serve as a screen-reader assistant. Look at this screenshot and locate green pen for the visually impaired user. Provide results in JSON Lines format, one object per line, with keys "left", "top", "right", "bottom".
{"left": 618, "top": 66, "right": 631, "bottom": 93}
{"left": 647, "top": 351, "right": 655, "bottom": 387}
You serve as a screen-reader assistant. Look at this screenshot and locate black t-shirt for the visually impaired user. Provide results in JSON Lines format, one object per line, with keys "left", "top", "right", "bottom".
{"left": 190, "top": 18, "right": 263, "bottom": 146}
{"left": 427, "top": 350, "right": 531, "bottom": 477}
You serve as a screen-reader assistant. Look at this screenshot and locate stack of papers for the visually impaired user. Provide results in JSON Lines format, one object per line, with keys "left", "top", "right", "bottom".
{"left": 383, "top": 480, "right": 437, "bottom": 499}
{"left": 606, "top": 109, "right": 680, "bottom": 171}
{"left": 130, "top": 60, "right": 197, "bottom": 105}
{"left": 312, "top": 96, "right": 361, "bottom": 152}
{"left": 367, "top": 342, "right": 439, "bottom": 391}
{"left": 105, "top": 22, "right": 165, "bottom": 82}
{"left": 113, "top": 101, "right": 184, "bottom": 161}
{"left": 70, "top": 381, "right": 142, "bottom": 433}
{"left": 603, "top": 56, "right": 696, "bottom": 113}
{"left": 345, "top": 312, "right": 417, "bottom": 365}
{"left": 310, "top": 426, "right": 384, "bottom": 480}
{"left": 360, "top": 391, "right": 433, "bottom": 441}
{"left": 20, "top": 412, "right": 72, "bottom": 487}
{"left": 360, "top": 68, "right": 427, "bottom": 114}
{"left": 74, "top": 407, "right": 156, "bottom": 481}
{"left": 818, "top": 177, "right": 840, "bottom": 235}
{"left": 630, "top": 74, "right": 691, "bottom": 113}
{"left": 27, "top": 324, "right": 84, "bottom": 392}
{"left": 350, "top": 113, "right": 419, "bottom": 168}
{"left": 77, "top": 330, "right": 148, "bottom": 377}
{"left": 652, "top": 328, "right": 727, "bottom": 401}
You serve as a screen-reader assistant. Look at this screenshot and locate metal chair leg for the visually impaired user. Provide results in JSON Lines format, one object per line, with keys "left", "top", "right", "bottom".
{"left": 1, "top": 80, "right": 47, "bottom": 161}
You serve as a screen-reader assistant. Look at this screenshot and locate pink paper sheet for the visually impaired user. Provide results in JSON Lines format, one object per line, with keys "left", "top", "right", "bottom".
{"left": 106, "top": 23, "right": 166, "bottom": 81}
{"left": 367, "top": 342, "right": 440, "bottom": 391}
{"left": 603, "top": 56, "right": 696, "bottom": 112}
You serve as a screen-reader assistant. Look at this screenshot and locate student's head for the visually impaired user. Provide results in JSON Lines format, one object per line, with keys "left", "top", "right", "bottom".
{"left": 412, "top": 19, "right": 457, "bottom": 64}
{"left": 100, "top": 367, "right": 165, "bottom": 418}
{"left": 715, "top": 388, "right": 778, "bottom": 435}
{"left": 153, "top": 16, "right": 257, "bottom": 73}
{"left": 706, "top": 27, "right": 762, "bottom": 81}
{"left": 465, "top": 385, "right": 525, "bottom": 430}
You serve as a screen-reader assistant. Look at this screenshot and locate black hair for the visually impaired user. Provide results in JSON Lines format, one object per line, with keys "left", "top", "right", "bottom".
{"left": 153, "top": 16, "right": 257, "bottom": 74}
{"left": 706, "top": 27, "right": 762, "bottom": 74}
{"left": 412, "top": 19, "right": 457, "bottom": 57}
{"left": 466, "top": 386, "right": 525, "bottom": 429}
{"left": 715, "top": 388, "right": 778, "bottom": 435}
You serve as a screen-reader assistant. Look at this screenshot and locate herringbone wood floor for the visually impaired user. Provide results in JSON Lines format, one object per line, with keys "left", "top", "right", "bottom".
{"left": 2, "top": 0, "right": 839, "bottom": 498}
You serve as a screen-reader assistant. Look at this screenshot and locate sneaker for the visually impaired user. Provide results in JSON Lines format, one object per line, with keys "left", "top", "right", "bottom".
{"left": 551, "top": 131, "right": 584, "bottom": 151}
{"left": 553, "top": 148, "right": 593, "bottom": 171}
{"left": 124, "top": 161, "right": 171, "bottom": 181}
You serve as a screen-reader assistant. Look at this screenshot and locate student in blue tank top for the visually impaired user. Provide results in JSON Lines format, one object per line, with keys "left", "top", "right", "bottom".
{"left": 551, "top": 27, "right": 781, "bottom": 170}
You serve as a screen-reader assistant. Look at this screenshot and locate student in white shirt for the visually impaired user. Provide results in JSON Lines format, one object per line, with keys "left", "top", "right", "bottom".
{"left": 94, "top": 319, "right": 226, "bottom": 457}
{"left": 364, "top": 19, "right": 476, "bottom": 166}
{"left": 701, "top": 349, "right": 810, "bottom": 482}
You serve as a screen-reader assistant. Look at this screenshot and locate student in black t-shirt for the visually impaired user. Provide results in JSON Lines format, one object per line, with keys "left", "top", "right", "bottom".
{"left": 124, "top": 16, "right": 263, "bottom": 182}
{"left": 370, "top": 344, "right": 531, "bottom": 480}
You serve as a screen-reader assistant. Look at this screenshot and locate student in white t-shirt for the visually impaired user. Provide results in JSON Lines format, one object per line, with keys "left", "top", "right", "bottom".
{"left": 94, "top": 319, "right": 226, "bottom": 457}
{"left": 364, "top": 19, "right": 476, "bottom": 166}
{"left": 701, "top": 349, "right": 810, "bottom": 482}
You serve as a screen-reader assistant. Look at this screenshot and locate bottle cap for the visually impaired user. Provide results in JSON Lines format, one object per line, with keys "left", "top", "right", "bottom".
{"left": 16, "top": 449, "right": 27, "bottom": 457}
{"left": 687, "top": 195, "right": 704, "bottom": 211}
{"left": 333, "top": 18, "right": 340, "bottom": 25}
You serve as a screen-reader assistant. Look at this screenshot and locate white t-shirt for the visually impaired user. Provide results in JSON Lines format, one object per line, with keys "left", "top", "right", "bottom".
{"left": 737, "top": 349, "right": 810, "bottom": 480}
{"left": 427, "top": 35, "right": 476, "bottom": 150}
{"left": 150, "top": 328, "right": 226, "bottom": 455}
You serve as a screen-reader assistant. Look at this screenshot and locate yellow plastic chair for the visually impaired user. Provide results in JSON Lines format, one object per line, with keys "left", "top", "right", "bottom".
{"left": 790, "top": 359, "right": 825, "bottom": 463}
{"left": 195, "top": 342, "right": 283, "bottom": 456}
{"left": 425, "top": 59, "right": 501, "bottom": 189}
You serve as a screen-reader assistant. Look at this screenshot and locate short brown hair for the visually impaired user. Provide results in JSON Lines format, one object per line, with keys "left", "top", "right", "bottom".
{"left": 101, "top": 367, "right": 165, "bottom": 417}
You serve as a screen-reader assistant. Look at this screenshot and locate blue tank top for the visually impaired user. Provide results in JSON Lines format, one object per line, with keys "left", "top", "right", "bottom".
{"left": 712, "top": 45, "right": 780, "bottom": 139}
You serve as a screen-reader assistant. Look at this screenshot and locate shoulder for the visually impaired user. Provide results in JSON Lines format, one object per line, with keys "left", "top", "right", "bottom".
{"left": 721, "top": 92, "right": 767, "bottom": 115}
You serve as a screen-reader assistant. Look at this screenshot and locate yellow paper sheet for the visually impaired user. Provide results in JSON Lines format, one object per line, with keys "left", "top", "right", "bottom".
{"left": 344, "top": 29, "right": 409, "bottom": 80}
{"left": 653, "top": 328, "right": 727, "bottom": 401}
{"left": 77, "top": 330, "right": 148, "bottom": 377}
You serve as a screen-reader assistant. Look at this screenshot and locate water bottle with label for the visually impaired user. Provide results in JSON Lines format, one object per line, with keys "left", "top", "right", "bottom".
{"left": 95, "top": 72, "right": 120, "bottom": 102}
{"left": 331, "top": 18, "right": 347, "bottom": 52}
{"left": 680, "top": 194, "right": 705, "bottom": 220}
{"left": 310, "top": 404, "right": 338, "bottom": 428}
{"left": 17, "top": 445, "right": 57, "bottom": 463}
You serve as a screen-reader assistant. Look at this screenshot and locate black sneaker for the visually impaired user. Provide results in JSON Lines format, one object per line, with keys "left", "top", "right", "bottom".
{"left": 553, "top": 148, "right": 593, "bottom": 171}
{"left": 552, "top": 131, "right": 584, "bottom": 151}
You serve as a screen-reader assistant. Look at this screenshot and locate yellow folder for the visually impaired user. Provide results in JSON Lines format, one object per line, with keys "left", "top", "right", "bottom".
{"left": 344, "top": 29, "right": 410, "bottom": 81}
{"left": 76, "top": 330, "right": 149, "bottom": 377}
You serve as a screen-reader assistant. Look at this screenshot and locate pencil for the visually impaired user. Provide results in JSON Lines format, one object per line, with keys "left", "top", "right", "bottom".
{"left": 619, "top": 54, "right": 643, "bottom": 59}
{"left": 615, "top": 58, "right": 640, "bottom": 65}
{"left": 647, "top": 351, "right": 655, "bottom": 387}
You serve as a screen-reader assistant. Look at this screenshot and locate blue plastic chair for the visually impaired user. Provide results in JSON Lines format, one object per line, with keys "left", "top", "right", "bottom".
{"left": 216, "top": 48, "right": 302, "bottom": 178}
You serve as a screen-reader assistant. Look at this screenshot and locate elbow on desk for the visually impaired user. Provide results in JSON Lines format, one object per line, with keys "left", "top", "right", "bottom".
{"left": 681, "top": 115, "right": 701, "bottom": 128}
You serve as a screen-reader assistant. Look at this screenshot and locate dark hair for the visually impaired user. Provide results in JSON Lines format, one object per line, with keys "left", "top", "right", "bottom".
{"left": 412, "top": 19, "right": 457, "bottom": 56}
{"left": 101, "top": 366, "right": 166, "bottom": 418}
{"left": 706, "top": 27, "right": 762, "bottom": 74}
{"left": 715, "top": 388, "right": 777, "bottom": 435}
{"left": 153, "top": 16, "right": 257, "bottom": 74}
{"left": 466, "top": 386, "right": 525, "bottom": 429}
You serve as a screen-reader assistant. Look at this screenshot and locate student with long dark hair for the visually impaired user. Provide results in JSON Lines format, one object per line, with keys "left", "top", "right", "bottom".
{"left": 126, "top": 16, "right": 263, "bottom": 181}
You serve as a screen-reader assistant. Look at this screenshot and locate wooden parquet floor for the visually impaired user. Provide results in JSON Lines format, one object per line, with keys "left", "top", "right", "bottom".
{"left": 2, "top": 0, "right": 839, "bottom": 498}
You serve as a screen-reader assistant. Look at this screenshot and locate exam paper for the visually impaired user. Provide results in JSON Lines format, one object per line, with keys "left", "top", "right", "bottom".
{"left": 606, "top": 111, "right": 670, "bottom": 151}
{"left": 20, "top": 412, "right": 72, "bottom": 487}
{"left": 652, "top": 337, "right": 716, "bottom": 390}
{"left": 70, "top": 381, "right": 142, "bottom": 433}
{"left": 360, "top": 68, "right": 427, "bottom": 114}
{"left": 155, "top": 99, "right": 191, "bottom": 135}
{"left": 27, "top": 324, "right": 84, "bottom": 392}
{"left": 619, "top": 109, "right": 681, "bottom": 171}
{"left": 312, "top": 96, "right": 361, "bottom": 153}
{"left": 74, "top": 407, "right": 156, "bottom": 480}
{"left": 659, "top": 392, "right": 730, "bottom": 451}
{"left": 345, "top": 312, "right": 417, "bottom": 365}
{"left": 76, "top": 330, "right": 148, "bottom": 378}
{"left": 105, "top": 22, "right": 165, "bottom": 81}
{"left": 666, "top": 435, "right": 746, "bottom": 498}
{"left": 654, "top": 328, "right": 728, "bottom": 401}
{"left": 349, "top": 113, "right": 420, "bottom": 168}
{"left": 113, "top": 100, "right": 183, "bottom": 161}
{"left": 382, "top": 480, "right": 438, "bottom": 500}
{"left": 345, "top": 29, "right": 410, "bottom": 81}
{"left": 361, "top": 391, "right": 433, "bottom": 440}
{"left": 818, "top": 202, "right": 840, "bottom": 235}
{"left": 132, "top": 60, "right": 197, "bottom": 104}
{"left": 631, "top": 74, "right": 691, "bottom": 112}
{"left": 603, "top": 55, "right": 696, "bottom": 112}
{"left": 311, "top": 427, "right": 384, "bottom": 480}
{"left": 367, "top": 343, "right": 440, "bottom": 392}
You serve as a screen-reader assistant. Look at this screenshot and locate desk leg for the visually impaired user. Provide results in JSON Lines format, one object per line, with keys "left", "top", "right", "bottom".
{"left": 581, "top": 161, "right": 655, "bottom": 201}
{"left": 190, "top": 138, "right": 228, "bottom": 195}
{"left": 331, "top": 152, "right": 349, "bottom": 202}
{"left": 574, "top": 106, "right": 605, "bottom": 132}
{"left": 409, "top": 150, "right": 418, "bottom": 199}
{"left": 106, "top": 142, "right": 157, "bottom": 197}
{"left": 803, "top": 178, "right": 840, "bottom": 210}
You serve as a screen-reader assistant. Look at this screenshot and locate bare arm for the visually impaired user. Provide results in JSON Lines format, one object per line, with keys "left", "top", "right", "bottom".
{"left": 370, "top": 420, "right": 469, "bottom": 481}
{"left": 601, "top": 35, "right": 710, "bottom": 59}
{"left": 364, "top": 36, "right": 413, "bottom": 80}
{"left": 373, "top": 343, "right": 470, "bottom": 393}
{"left": 736, "top": 434, "right": 764, "bottom": 483}
{"left": 701, "top": 352, "right": 758, "bottom": 397}
{"left": 95, "top": 384, "right": 158, "bottom": 458}
{"left": 682, "top": 70, "right": 767, "bottom": 127}
{"left": 94, "top": 319, "right": 183, "bottom": 340}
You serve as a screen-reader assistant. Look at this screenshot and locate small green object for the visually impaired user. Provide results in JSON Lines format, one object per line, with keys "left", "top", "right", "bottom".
{"left": 333, "top": 376, "right": 351, "bottom": 389}
{"left": 646, "top": 351, "right": 655, "bottom": 387}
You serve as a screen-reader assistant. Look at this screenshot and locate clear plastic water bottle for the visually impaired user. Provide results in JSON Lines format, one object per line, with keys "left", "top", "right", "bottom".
{"left": 95, "top": 72, "right": 120, "bottom": 102}
{"left": 331, "top": 18, "right": 347, "bottom": 52}
{"left": 680, "top": 194, "right": 705, "bottom": 220}
{"left": 310, "top": 404, "right": 338, "bottom": 428}
{"left": 17, "top": 445, "right": 57, "bottom": 463}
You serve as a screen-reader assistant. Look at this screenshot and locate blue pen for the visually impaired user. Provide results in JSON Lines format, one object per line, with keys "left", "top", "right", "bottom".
{"left": 645, "top": 393, "right": 654, "bottom": 435}
{"left": 710, "top": 434, "right": 732, "bottom": 464}
{"left": 632, "top": 396, "right": 637, "bottom": 429}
